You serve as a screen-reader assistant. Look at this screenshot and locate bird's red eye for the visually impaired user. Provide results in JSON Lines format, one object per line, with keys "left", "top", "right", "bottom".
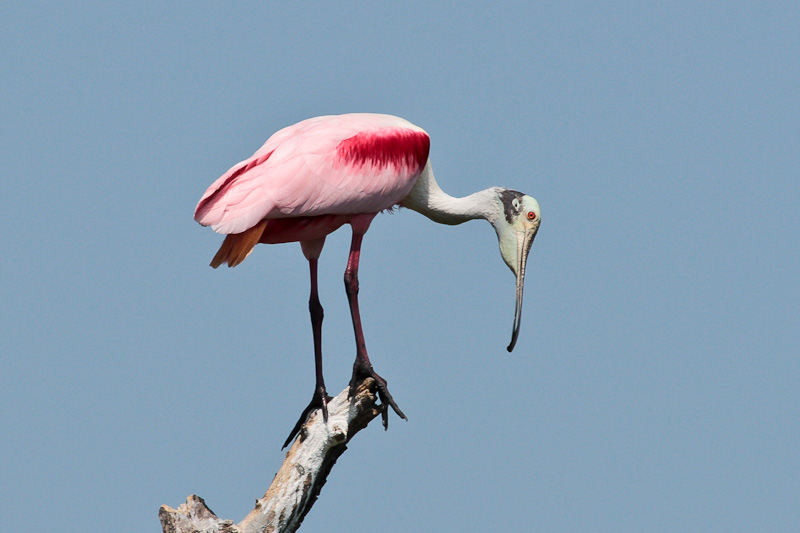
{"left": 527, "top": 211, "right": 536, "bottom": 220}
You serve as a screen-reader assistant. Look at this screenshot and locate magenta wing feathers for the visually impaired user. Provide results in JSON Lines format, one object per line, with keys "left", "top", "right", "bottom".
{"left": 194, "top": 113, "right": 431, "bottom": 235}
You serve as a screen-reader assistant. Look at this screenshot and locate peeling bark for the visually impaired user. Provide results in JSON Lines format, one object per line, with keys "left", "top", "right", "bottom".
{"left": 159, "top": 378, "right": 383, "bottom": 533}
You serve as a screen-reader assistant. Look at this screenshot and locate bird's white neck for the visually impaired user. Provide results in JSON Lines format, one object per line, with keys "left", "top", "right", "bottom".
{"left": 400, "top": 163, "right": 499, "bottom": 225}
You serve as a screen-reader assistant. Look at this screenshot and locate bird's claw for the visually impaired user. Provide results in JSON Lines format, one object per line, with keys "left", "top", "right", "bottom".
{"left": 282, "top": 386, "right": 332, "bottom": 449}
{"left": 349, "top": 362, "right": 407, "bottom": 430}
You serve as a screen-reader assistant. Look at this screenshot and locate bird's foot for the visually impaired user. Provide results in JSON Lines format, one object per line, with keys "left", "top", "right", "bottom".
{"left": 349, "top": 359, "right": 407, "bottom": 430}
{"left": 282, "top": 385, "right": 332, "bottom": 449}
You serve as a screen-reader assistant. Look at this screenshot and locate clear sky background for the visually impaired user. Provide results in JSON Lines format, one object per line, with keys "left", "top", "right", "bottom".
{"left": 2, "top": 2, "right": 798, "bottom": 531}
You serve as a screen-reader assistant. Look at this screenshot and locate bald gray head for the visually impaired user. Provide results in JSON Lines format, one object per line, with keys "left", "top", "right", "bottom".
{"left": 490, "top": 189, "right": 541, "bottom": 352}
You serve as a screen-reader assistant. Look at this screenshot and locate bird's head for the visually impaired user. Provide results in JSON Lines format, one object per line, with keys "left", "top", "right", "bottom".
{"left": 490, "top": 189, "right": 541, "bottom": 352}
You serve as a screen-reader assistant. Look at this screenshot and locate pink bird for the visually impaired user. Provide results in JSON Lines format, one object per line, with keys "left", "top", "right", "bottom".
{"left": 195, "top": 113, "right": 541, "bottom": 448}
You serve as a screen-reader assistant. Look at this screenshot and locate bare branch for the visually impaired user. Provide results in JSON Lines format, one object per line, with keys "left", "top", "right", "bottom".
{"left": 159, "top": 378, "right": 383, "bottom": 533}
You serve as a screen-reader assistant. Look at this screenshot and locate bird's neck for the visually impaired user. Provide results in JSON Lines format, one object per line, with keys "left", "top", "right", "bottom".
{"left": 401, "top": 163, "right": 499, "bottom": 225}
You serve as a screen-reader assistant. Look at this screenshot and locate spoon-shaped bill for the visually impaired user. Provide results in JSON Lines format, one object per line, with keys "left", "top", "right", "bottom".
{"left": 507, "top": 228, "right": 537, "bottom": 352}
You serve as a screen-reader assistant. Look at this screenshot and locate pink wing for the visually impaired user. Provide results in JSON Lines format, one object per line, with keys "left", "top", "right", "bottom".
{"left": 194, "top": 113, "right": 431, "bottom": 235}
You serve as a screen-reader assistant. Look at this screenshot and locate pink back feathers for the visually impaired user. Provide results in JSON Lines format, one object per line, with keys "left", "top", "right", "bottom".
{"left": 336, "top": 129, "right": 430, "bottom": 172}
{"left": 194, "top": 114, "right": 431, "bottom": 235}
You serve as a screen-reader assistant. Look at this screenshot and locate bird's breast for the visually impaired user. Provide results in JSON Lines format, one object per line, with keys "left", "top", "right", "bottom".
{"left": 257, "top": 214, "right": 353, "bottom": 244}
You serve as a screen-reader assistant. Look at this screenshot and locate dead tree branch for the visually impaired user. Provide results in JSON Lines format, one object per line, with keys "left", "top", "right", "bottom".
{"left": 159, "top": 378, "right": 383, "bottom": 533}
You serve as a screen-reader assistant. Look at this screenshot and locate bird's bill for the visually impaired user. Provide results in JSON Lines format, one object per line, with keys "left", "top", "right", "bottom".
{"left": 507, "top": 228, "right": 537, "bottom": 352}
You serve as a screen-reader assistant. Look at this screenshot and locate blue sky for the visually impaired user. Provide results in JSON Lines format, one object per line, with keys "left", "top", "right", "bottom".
{"left": 2, "top": 2, "right": 798, "bottom": 531}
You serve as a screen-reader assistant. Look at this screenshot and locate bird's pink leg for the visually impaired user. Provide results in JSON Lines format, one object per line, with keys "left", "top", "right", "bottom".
{"left": 345, "top": 215, "right": 407, "bottom": 429}
{"left": 283, "top": 238, "right": 331, "bottom": 449}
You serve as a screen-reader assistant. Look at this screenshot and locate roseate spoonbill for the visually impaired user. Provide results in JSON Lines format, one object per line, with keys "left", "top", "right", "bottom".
{"left": 194, "top": 113, "right": 541, "bottom": 448}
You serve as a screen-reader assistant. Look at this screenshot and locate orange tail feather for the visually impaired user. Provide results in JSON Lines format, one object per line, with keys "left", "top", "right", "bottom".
{"left": 210, "top": 220, "right": 268, "bottom": 268}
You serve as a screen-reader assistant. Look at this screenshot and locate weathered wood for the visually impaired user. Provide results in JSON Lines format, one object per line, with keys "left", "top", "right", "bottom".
{"left": 159, "top": 378, "right": 383, "bottom": 533}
